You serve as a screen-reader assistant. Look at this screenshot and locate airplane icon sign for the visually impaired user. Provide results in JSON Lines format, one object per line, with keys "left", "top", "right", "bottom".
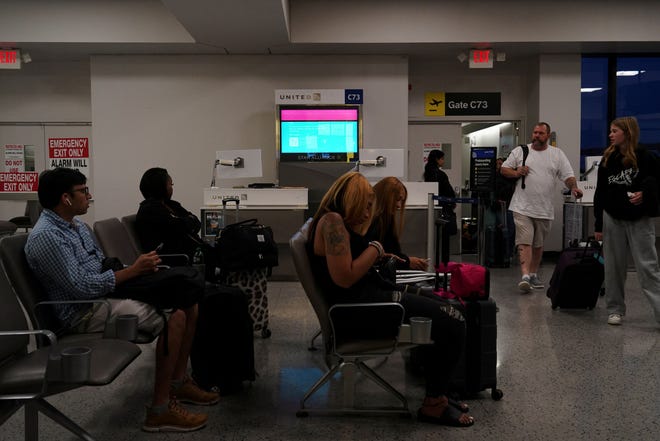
{"left": 424, "top": 92, "right": 446, "bottom": 116}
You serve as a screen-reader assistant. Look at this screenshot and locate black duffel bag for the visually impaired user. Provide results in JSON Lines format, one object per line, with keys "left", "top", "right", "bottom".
{"left": 216, "top": 219, "right": 278, "bottom": 270}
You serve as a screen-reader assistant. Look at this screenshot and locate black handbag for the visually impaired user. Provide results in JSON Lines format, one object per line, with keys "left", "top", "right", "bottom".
{"left": 111, "top": 266, "right": 205, "bottom": 310}
{"left": 440, "top": 208, "right": 458, "bottom": 236}
{"left": 215, "top": 219, "right": 278, "bottom": 270}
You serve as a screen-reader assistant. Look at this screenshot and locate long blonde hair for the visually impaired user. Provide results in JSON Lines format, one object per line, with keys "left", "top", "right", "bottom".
{"left": 372, "top": 177, "right": 407, "bottom": 243}
{"left": 602, "top": 116, "right": 640, "bottom": 169}
{"left": 313, "top": 172, "right": 375, "bottom": 235}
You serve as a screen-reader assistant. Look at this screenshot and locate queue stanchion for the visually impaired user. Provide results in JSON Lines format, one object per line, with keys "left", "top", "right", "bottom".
{"left": 427, "top": 193, "right": 435, "bottom": 272}
{"left": 430, "top": 195, "right": 479, "bottom": 264}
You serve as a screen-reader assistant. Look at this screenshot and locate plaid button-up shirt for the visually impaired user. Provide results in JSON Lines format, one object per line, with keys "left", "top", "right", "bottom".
{"left": 25, "top": 209, "right": 116, "bottom": 327}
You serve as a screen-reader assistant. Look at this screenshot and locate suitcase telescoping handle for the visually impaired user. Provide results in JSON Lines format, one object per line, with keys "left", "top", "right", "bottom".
{"left": 222, "top": 197, "right": 240, "bottom": 224}
{"left": 434, "top": 216, "right": 450, "bottom": 292}
{"left": 581, "top": 238, "right": 602, "bottom": 260}
{"left": 222, "top": 197, "right": 239, "bottom": 207}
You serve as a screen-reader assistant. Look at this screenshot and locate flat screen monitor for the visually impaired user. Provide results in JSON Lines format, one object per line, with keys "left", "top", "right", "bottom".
{"left": 277, "top": 105, "right": 361, "bottom": 162}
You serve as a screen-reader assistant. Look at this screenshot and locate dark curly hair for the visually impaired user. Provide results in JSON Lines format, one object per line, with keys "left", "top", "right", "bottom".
{"left": 139, "top": 167, "right": 170, "bottom": 200}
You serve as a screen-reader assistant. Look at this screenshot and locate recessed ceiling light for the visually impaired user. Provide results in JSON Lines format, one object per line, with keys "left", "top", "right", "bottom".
{"left": 616, "top": 70, "right": 646, "bottom": 76}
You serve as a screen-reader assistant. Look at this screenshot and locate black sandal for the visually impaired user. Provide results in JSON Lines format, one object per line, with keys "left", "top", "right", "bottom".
{"left": 448, "top": 398, "right": 469, "bottom": 413}
{"left": 417, "top": 404, "right": 474, "bottom": 427}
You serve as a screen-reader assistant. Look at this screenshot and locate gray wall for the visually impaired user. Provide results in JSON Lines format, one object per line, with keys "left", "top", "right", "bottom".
{"left": 0, "top": 53, "right": 583, "bottom": 250}
{"left": 90, "top": 54, "right": 408, "bottom": 220}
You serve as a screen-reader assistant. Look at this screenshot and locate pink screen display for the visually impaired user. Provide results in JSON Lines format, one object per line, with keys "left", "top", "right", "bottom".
{"left": 280, "top": 108, "right": 358, "bottom": 121}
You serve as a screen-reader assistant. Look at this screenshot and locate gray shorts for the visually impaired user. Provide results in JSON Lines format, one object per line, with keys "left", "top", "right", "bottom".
{"left": 76, "top": 298, "right": 165, "bottom": 337}
{"left": 513, "top": 212, "right": 551, "bottom": 248}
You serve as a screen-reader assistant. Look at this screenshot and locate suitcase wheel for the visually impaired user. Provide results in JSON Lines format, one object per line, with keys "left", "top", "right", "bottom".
{"left": 491, "top": 388, "right": 504, "bottom": 400}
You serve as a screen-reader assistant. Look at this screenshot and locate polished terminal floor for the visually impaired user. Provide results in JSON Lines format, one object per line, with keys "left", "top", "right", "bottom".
{"left": 3, "top": 259, "right": 659, "bottom": 441}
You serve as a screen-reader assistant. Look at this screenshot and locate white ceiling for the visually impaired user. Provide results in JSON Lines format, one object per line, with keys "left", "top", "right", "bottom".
{"left": 2, "top": 0, "right": 660, "bottom": 62}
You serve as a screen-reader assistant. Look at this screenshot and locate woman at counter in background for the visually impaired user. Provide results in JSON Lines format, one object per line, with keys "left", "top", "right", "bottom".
{"left": 368, "top": 176, "right": 429, "bottom": 270}
{"left": 136, "top": 167, "right": 217, "bottom": 281}
{"left": 423, "top": 149, "right": 458, "bottom": 236}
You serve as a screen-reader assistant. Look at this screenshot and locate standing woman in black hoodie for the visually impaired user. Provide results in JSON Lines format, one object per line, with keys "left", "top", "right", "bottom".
{"left": 594, "top": 116, "right": 660, "bottom": 326}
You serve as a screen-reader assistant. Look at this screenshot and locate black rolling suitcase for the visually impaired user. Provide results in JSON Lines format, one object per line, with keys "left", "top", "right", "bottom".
{"left": 411, "top": 211, "right": 502, "bottom": 400}
{"left": 191, "top": 283, "right": 256, "bottom": 395}
{"left": 546, "top": 240, "right": 604, "bottom": 310}
{"left": 448, "top": 298, "right": 502, "bottom": 400}
{"left": 433, "top": 215, "right": 501, "bottom": 400}
{"left": 485, "top": 201, "right": 511, "bottom": 268}
{"left": 217, "top": 197, "right": 272, "bottom": 338}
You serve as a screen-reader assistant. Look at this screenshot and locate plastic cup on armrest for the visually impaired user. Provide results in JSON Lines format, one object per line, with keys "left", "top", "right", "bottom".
{"left": 410, "top": 317, "right": 433, "bottom": 344}
{"left": 115, "top": 314, "right": 138, "bottom": 341}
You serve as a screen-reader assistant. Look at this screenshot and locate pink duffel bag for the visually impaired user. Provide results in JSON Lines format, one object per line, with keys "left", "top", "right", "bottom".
{"left": 434, "top": 262, "right": 490, "bottom": 301}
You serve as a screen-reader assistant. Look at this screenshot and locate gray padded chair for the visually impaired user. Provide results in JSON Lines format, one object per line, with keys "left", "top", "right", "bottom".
{"left": 120, "top": 214, "right": 143, "bottom": 254}
{"left": 95, "top": 216, "right": 189, "bottom": 265}
{"left": 289, "top": 218, "right": 411, "bottom": 417}
{"left": 9, "top": 200, "right": 42, "bottom": 232}
{"left": 0, "top": 220, "right": 17, "bottom": 238}
{"left": 0, "top": 235, "right": 141, "bottom": 441}
{"left": 93, "top": 217, "right": 140, "bottom": 265}
{"left": 0, "top": 233, "right": 156, "bottom": 346}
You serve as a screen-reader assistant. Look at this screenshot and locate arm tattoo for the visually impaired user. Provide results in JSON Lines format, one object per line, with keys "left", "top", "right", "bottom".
{"left": 323, "top": 217, "right": 348, "bottom": 256}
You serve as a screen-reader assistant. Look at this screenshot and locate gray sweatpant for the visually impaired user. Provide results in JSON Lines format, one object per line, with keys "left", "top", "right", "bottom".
{"left": 603, "top": 212, "right": 660, "bottom": 323}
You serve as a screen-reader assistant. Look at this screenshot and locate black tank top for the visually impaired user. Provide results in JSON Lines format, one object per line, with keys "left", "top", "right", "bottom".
{"left": 308, "top": 220, "right": 393, "bottom": 305}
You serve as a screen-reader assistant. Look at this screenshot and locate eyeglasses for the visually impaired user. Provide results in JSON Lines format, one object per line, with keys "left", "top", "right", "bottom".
{"left": 70, "top": 186, "right": 90, "bottom": 195}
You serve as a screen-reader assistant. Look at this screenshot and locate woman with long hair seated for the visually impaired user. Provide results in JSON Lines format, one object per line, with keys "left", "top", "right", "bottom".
{"left": 368, "top": 176, "right": 429, "bottom": 271}
{"left": 307, "top": 171, "right": 474, "bottom": 427}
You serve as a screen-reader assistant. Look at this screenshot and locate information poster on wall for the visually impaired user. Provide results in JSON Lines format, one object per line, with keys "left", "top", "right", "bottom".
{"left": 423, "top": 142, "right": 452, "bottom": 169}
{"left": 469, "top": 147, "right": 497, "bottom": 192}
{"left": 48, "top": 137, "right": 90, "bottom": 176}
{"left": 0, "top": 144, "right": 38, "bottom": 192}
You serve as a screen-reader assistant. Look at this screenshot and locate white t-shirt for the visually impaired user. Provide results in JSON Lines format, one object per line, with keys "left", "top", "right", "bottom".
{"left": 503, "top": 144, "right": 575, "bottom": 220}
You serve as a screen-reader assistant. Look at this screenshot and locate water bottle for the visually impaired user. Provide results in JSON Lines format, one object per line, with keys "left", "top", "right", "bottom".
{"left": 192, "top": 247, "right": 205, "bottom": 276}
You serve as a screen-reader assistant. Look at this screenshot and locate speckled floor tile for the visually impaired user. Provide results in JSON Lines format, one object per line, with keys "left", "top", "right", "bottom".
{"left": 2, "top": 262, "right": 658, "bottom": 440}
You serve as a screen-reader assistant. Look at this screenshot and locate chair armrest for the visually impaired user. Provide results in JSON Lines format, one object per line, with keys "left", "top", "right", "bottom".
{"left": 8, "top": 215, "right": 31, "bottom": 226}
{"left": 0, "top": 329, "right": 58, "bottom": 399}
{"left": 159, "top": 253, "right": 190, "bottom": 266}
{"left": 36, "top": 299, "right": 112, "bottom": 335}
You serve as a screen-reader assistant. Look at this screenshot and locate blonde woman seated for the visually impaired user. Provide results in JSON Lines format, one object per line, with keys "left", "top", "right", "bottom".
{"left": 368, "top": 176, "right": 429, "bottom": 271}
{"left": 307, "top": 171, "right": 474, "bottom": 427}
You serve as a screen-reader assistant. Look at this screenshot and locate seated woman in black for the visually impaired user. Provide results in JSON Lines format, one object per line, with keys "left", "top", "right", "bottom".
{"left": 136, "top": 167, "right": 215, "bottom": 280}
{"left": 368, "top": 176, "right": 428, "bottom": 271}
{"left": 308, "top": 171, "right": 474, "bottom": 427}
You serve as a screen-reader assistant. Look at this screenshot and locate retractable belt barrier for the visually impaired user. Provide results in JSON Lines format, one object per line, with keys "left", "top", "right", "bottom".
{"left": 433, "top": 195, "right": 479, "bottom": 205}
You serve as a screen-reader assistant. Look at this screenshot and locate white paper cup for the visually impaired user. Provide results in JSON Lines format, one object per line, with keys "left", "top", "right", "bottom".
{"left": 410, "top": 316, "right": 433, "bottom": 344}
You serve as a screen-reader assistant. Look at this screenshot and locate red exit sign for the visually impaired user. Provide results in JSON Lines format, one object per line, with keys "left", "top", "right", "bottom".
{"left": 0, "top": 50, "right": 21, "bottom": 69}
{"left": 469, "top": 49, "right": 494, "bottom": 69}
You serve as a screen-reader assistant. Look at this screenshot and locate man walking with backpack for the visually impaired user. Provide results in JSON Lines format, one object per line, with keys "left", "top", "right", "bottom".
{"left": 501, "top": 122, "right": 583, "bottom": 293}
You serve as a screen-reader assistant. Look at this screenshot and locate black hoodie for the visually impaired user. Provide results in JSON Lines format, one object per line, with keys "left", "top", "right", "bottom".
{"left": 594, "top": 146, "right": 660, "bottom": 232}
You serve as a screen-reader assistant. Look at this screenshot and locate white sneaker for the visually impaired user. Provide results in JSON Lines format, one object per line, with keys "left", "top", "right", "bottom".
{"left": 518, "top": 277, "right": 531, "bottom": 293}
{"left": 607, "top": 314, "right": 622, "bottom": 325}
